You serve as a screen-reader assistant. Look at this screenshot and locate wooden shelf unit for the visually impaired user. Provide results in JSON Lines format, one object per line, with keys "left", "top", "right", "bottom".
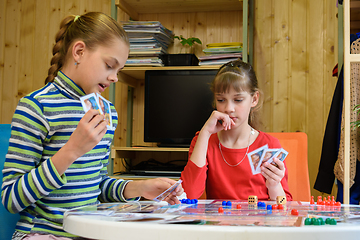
{"left": 342, "top": 0, "right": 360, "bottom": 204}
{"left": 109, "top": 0, "right": 252, "bottom": 176}
{"left": 115, "top": 0, "right": 243, "bottom": 17}
{"left": 111, "top": 146, "right": 189, "bottom": 159}
{"left": 118, "top": 65, "right": 221, "bottom": 87}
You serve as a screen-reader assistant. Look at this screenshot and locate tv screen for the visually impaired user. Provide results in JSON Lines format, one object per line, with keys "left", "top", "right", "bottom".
{"left": 144, "top": 70, "right": 218, "bottom": 147}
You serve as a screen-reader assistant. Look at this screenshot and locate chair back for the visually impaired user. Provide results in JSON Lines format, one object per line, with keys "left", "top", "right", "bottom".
{"left": 267, "top": 132, "right": 310, "bottom": 202}
{"left": 0, "top": 124, "right": 19, "bottom": 240}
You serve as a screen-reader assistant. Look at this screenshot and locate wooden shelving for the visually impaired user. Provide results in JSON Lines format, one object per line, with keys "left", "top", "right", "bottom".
{"left": 109, "top": 0, "right": 251, "bottom": 176}
{"left": 111, "top": 146, "right": 189, "bottom": 159}
{"left": 118, "top": 65, "right": 221, "bottom": 86}
{"left": 115, "top": 0, "right": 243, "bottom": 20}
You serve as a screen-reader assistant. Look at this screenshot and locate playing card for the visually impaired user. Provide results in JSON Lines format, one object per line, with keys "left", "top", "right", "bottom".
{"left": 247, "top": 144, "right": 268, "bottom": 175}
{"left": 80, "top": 93, "right": 103, "bottom": 115}
{"left": 153, "top": 180, "right": 182, "bottom": 202}
{"left": 97, "top": 93, "right": 113, "bottom": 129}
{"left": 258, "top": 148, "right": 281, "bottom": 169}
{"left": 272, "top": 148, "right": 289, "bottom": 164}
{"left": 80, "top": 93, "right": 114, "bottom": 130}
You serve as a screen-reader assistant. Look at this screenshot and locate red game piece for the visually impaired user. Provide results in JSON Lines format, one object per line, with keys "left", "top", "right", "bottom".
{"left": 236, "top": 204, "right": 242, "bottom": 209}
{"left": 291, "top": 209, "right": 299, "bottom": 216}
{"left": 277, "top": 204, "right": 284, "bottom": 210}
{"left": 310, "top": 196, "right": 315, "bottom": 205}
{"left": 330, "top": 196, "right": 335, "bottom": 206}
{"left": 218, "top": 207, "right": 224, "bottom": 213}
{"left": 272, "top": 204, "right": 277, "bottom": 210}
{"left": 317, "top": 196, "right": 322, "bottom": 205}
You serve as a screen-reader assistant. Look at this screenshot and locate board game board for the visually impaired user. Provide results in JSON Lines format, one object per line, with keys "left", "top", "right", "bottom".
{"left": 64, "top": 199, "right": 360, "bottom": 227}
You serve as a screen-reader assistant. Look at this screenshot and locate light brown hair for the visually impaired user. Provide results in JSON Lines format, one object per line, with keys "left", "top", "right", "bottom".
{"left": 210, "top": 59, "right": 263, "bottom": 129}
{"left": 45, "top": 12, "right": 129, "bottom": 84}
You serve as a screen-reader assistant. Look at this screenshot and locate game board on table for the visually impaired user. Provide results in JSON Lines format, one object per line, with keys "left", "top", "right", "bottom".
{"left": 64, "top": 199, "right": 360, "bottom": 227}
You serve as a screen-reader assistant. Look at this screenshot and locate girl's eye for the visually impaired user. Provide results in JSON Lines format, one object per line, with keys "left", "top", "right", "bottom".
{"left": 235, "top": 99, "right": 243, "bottom": 102}
{"left": 216, "top": 99, "right": 224, "bottom": 103}
{"left": 106, "top": 63, "right": 112, "bottom": 69}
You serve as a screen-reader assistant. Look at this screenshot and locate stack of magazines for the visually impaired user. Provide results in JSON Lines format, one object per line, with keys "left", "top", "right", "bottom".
{"left": 121, "top": 21, "right": 174, "bottom": 66}
{"left": 199, "top": 42, "right": 242, "bottom": 66}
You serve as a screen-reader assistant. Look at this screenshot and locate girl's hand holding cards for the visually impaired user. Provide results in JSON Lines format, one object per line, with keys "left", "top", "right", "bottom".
{"left": 261, "top": 157, "right": 286, "bottom": 188}
{"left": 67, "top": 109, "right": 108, "bottom": 159}
{"left": 248, "top": 144, "right": 288, "bottom": 175}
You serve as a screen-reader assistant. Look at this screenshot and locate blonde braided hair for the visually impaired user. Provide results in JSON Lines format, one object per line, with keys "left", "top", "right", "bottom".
{"left": 45, "top": 12, "right": 129, "bottom": 84}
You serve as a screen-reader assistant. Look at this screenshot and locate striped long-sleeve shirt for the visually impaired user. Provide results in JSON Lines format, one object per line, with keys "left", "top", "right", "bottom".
{"left": 1, "top": 71, "right": 134, "bottom": 238}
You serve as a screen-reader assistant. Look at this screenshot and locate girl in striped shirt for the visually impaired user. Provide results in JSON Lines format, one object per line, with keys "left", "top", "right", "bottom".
{"left": 2, "top": 12, "right": 183, "bottom": 240}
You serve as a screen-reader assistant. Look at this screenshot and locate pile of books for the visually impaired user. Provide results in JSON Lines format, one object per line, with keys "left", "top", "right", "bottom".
{"left": 199, "top": 42, "right": 242, "bottom": 66}
{"left": 121, "top": 21, "right": 174, "bottom": 66}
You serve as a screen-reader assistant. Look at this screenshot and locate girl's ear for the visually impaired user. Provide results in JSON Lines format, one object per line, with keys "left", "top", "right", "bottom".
{"left": 72, "top": 40, "right": 86, "bottom": 64}
{"left": 251, "top": 91, "right": 259, "bottom": 107}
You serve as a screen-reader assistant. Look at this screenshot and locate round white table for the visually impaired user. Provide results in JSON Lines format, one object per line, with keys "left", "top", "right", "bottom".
{"left": 63, "top": 201, "right": 360, "bottom": 240}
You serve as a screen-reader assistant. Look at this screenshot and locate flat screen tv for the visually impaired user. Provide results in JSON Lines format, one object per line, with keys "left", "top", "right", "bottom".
{"left": 144, "top": 69, "right": 218, "bottom": 147}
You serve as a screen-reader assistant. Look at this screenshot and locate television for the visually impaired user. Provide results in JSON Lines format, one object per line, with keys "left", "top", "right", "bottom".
{"left": 144, "top": 69, "right": 218, "bottom": 147}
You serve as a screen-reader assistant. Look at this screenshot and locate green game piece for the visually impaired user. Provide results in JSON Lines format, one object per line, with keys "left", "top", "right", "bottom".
{"left": 318, "top": 218, "right": 325, "bottom": 225}
{"left": 325, "top": 218, "right": 331, "bottom": 224}
{"left": 313, "top": 218, "right": 321, "bottom": 225}
{"left": 311, "top": 218, "right": 317, "bottom": 225}
{"left": 329, "top": 218, "right": 337, "bottom": 225}
{"left": 305, "top": 218, "right": 312, "bottom": 225}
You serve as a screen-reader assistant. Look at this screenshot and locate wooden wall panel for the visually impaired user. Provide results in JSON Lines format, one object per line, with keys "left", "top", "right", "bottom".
{"left": 18, "top": 1, "right": 35, "bottom": 104}
{"left": 0, "top": 0, "right": 4, "bottom": 119}
{"left": 2, "top": 0, "right": 21, "bottom": 123}
{"left": 254, "top": 0, "right": 338, "bottom": 197}
{"left": 290, "top": 0, "right": 307, "bottom": 132}
{"left": 0, "top": 0, "right": 111, "bottom": 124}
{"left": 254, "top": 0, "right": 273, "bottom": 132}
{"left": 272, "top": 0, "right": 290, "bottom": 132}
{"left": 34, "top": 0, "right": 50, "bottom": 91}
{"left": 189, "top": 12, "right": 207, "bottom": 57}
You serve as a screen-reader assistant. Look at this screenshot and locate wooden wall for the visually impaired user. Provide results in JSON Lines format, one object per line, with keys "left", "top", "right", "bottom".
{"left": 0, "top": 0, "right": 339, "bottom": 197}
{"left": 0, "top": 0, "right": 112, "bottom": 124}
{"left": 253, "top": 0, "right": 338, "bottom": 197}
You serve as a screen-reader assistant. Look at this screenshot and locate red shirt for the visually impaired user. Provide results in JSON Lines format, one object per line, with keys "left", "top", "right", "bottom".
{"left": 181, "top": 131, "right": 293, "bottom": 200}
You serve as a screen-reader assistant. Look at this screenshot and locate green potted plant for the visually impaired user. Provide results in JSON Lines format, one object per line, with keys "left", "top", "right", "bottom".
{"left": 163, "top": 35, "right": 202, "bottom": 66}
{"left": 174, "top": 35, "right": 202, "bottom": 54}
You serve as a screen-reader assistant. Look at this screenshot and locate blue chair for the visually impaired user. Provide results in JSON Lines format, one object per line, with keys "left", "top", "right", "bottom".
{"left": 0, "top": 124, "right": 19, "bottom": 240}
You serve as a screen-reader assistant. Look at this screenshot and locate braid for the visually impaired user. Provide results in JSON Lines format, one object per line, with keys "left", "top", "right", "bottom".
{"left": 45, "top": 16, "right": 75, "bottom": 84}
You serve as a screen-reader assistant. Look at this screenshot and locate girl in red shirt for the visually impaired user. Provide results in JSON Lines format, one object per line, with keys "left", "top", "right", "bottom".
{"left": 181, "top": 59, "right": 292, "bottom": 201}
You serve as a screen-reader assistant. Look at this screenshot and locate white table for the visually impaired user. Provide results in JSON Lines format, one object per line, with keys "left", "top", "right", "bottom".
{"left": 63, "top": 201, "right": 360, "bottom": 240}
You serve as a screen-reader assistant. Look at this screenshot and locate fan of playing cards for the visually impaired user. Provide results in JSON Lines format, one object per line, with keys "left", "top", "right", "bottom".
{"left": 247, "top": 145, "right": 288, "bottom": 175}
{"left": 80, "top": 93, "right": 114, "bottom": 130}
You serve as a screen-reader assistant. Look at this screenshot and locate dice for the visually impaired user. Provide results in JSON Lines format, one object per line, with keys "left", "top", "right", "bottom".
{"left": 248, "top": 195, "right": 258, "bottom": 205}
{"left": 276, "top": 196, "right": 287, "bottom": 205}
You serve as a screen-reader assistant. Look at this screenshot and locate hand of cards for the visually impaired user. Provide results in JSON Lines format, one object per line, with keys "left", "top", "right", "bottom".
{"left": 247, "top": 144, "right": 288, "bottom": 175}
{"left": 80, "top": 93, "right": 114, "bottom": 130}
